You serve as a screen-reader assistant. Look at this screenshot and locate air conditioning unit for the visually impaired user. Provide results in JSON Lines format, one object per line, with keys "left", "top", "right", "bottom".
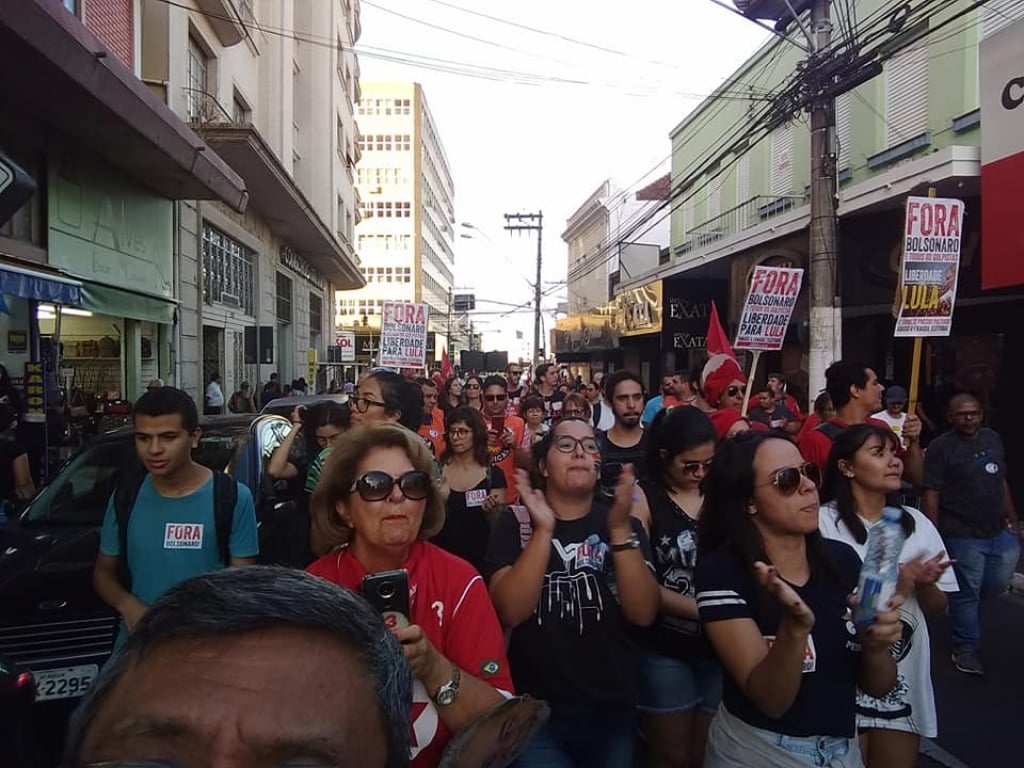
{"left": 220, "top": 292, "right": 241, "bottom": 307}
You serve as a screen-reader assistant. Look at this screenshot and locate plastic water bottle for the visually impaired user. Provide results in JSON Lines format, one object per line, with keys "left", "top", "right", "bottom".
{"left": 853, "top": 507, "right": 906, "bottom": 628}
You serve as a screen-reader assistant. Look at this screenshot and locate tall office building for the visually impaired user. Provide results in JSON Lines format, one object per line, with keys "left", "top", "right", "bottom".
{"left": 340, "top": 82, "right": 456, "bottom": 366}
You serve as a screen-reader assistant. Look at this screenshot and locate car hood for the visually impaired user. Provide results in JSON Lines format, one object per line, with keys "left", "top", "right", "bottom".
{"left": 0, "top": 524, "right": 91, "bottom": 589}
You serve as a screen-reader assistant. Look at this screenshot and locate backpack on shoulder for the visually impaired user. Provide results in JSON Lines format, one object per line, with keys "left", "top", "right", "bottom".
{"left": 113, "top": 471, "right": 238, "bottom": 590}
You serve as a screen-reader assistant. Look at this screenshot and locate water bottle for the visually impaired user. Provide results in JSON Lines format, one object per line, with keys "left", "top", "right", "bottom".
{"left": 853, "top": 506, "right": 906, "bottom": 628}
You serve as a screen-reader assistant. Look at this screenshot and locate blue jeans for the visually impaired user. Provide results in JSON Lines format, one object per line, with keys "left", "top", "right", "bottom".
{"left": 514, "top": 704, "right": 636, "bottom": 767}
{"left": 946, "top": 529, "right": 1020, "bottom": 649}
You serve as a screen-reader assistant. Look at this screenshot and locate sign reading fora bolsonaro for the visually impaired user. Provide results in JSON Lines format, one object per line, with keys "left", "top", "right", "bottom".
{"left": 734, "top": 266, "right": 804, "bottom": 352}
{"left": 894, "top": 197, "right": 964, "bottom": 338}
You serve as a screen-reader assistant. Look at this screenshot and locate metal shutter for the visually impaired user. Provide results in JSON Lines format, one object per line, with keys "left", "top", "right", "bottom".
{"left": 835, "top": 91, "right": 852, "bottom": 169}
{"left": 884, "top": 44, "right": 929, "bottom": 146}
{"left": 770, "top": 123, "right": 794, "bottom": 196}
{"left": 981, "top": 0, "right": 1024, "bottom": 40}
{"left": 707, "top": 180, "right": 722, "bottom": 222}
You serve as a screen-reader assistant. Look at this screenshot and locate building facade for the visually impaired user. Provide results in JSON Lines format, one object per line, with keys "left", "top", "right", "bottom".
{"left": 339, "top": 82, "right": 456, "bottom": 368}
{"left": 615, "top": 0, "right": 1023, "bottom": 411}
{"left": 140, "top": 0, "right": 364, "bottom": 397}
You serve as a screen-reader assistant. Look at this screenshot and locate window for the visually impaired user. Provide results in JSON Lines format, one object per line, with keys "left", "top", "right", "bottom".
{"left": 232, "top": 91, "right": 250, "bottom": 124}
{"left": 337, "top": 195, "right": 347, "bottom": 242}
{"left": 309, "top": 293, "right": 323, "bottom": 343}
{"left": 835, "top": 91, "right": 852, "bottom": 168}
{"left": 769, "top": 123, "right": 794, "bottom": 196}
{"left": 202, "top": 224, "right": 256, "bottom": 316}
{"left": 276, "top": 272, "right": 293, "bottom": 323}
{"left": 360, "top": 201, "right": 412, "bottom": 219}
{"left": 337, "top": 116, "right": 345, "bottom": 159}
{"left": 61, "top": 0, "right": 78, "bottom": 14}
{"left": 884, "top": 45, "right": 929, "bottom": 147}
{"left": 186, "top": 36, "right": 209, "bottom": 121}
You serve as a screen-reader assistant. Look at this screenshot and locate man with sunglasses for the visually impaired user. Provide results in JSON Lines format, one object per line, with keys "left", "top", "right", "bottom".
{"left": 481, "top": 375, "right": 527, "bottom": 503}
{"left": 505, "top": 363, "right": 527, "bottom": 417}
{"left": 922, "top": 394, "right": 1021, "bottom": 676}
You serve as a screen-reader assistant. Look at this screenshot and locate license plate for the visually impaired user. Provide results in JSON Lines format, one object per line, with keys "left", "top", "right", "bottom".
{"left": 33, "top": 664, "right": 98, "bottom": 702}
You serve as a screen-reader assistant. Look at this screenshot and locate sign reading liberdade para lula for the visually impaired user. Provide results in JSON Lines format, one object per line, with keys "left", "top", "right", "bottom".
{"left": 379, "top": 301, "right": 429, "bottom": 369}
{"left": 894, "top": 196, "right": 964, "bottom": 337}
{"left": 734, "top": 266, "right": 804, "bottom": 351}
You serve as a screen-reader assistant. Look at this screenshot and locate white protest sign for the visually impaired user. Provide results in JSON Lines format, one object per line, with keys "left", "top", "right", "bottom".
{"left": 734, "top": 266, "right": 804, "bottom": 351}
{"left": 379, "top": 301, "right": 429, "bottom": 369}
{"left": 894, "top": 196, "right": 964, "bottom": 337}
{"left": 336, "top": 331, "right": 355, "bottom": 362}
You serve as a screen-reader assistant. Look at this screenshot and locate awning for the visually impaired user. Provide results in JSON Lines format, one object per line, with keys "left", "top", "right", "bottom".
{"left": 0, "top": 0, "right": 247, "bottom": 211}
{"left": 79, "top": 283, "right": 176, "bottom": 324}
{"left": 200, "top": 126, "right": 364, "bottom": 290}
{"left": 0, "top": 262, "right": 82, "bottom": 305}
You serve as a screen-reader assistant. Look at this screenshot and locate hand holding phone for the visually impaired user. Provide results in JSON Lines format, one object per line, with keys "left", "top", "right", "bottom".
{"left": 360, "top": 569, "right": 411, "bottom": 631}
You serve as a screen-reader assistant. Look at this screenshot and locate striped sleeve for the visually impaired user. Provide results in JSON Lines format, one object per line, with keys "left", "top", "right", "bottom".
{"left": 695, "top": 549, "right": 755, "bottom": 623}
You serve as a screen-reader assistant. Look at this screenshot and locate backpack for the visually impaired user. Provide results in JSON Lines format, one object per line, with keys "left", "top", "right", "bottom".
{"left": 114, "top": 471, "right": 238, "bottom": 590}
{"left": 814, "top": 420, "right": 844, "bottom": 442}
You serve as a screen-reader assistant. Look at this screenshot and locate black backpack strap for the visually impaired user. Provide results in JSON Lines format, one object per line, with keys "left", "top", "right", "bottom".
{"left": 814, "top": 420, "right": 845, "bottom": 442}
{"left": 113, "top": 475, "right": 145, "bottom": 591}
{"left": 212, "top": 472, "right": 239, "bottom": 566}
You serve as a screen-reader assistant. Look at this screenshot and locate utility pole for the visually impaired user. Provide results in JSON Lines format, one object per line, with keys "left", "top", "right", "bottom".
{"left": 503, "top": 211, "right": 544, "bottom": 368}
{"left": 807, "top": 0, "right": 840, "bottom": 394}
{"left": 446, "top": 286, "right": 454, "bottom": 360}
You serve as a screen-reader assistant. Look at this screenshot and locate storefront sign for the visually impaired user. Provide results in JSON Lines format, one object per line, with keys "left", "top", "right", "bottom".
{"left": 734, "top": 266, "right": 804, "bottom": 351}
{"left": 980, "top": 19, "right": 1024, "bottom": 288}
{"left": 553, "top": 314, "right": 618, "bottom": 354}
{"left": 378, "top": 301, "right": 428, "bottom": 369}
{"left": 24, "top": 361, "right": 44, "bottom": 416}
{"left": 894, "top": 197, "right": 964, "bottom": 337}
{"left": 336, "top": 331, "right": 356, "bottom": 362}
{"left": 47, "top": 150, "right": 173, "bottom": 297}
{"left": 281, "top": 247, "right": 326, "bottom": 290}
{"left": 7, "top": 330, "right": 26, "bottom": 354}
{"left": 613, "top": 280, "right": 662, "bottom": 337}
{"left": 663, "top": 278, "right": 728, "bottom": 355}
{"left": 307, "top": 348, "right": 318, "bottom": 384}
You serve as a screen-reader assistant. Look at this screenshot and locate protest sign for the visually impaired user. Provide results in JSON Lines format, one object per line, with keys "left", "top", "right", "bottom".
{"left": 379, "top": 301, "right": 429, "bottom": 369}
{"left": 894, "top": 196, "right": 964, "bottom": 337}
{"left": 734, "top": 266, "right": 804, "bottom": 351}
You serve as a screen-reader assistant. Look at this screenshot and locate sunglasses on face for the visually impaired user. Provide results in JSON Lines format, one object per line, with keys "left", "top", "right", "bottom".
{"left": 351, "top": 395, "right": 386, "bottom": 413}
{"left": 759, "top": 462, "right": 820, "bottom": 495}
{"left": 483, "top": 394, "right": 507, "bottom": 402}
{"left": 508, "top": 370, "right": 522, "bottom": 376}
{"left": 466, "top": 383, "right": 481, "bottom": 390}
{"left": 726, "top": 385, "right": 743, "bottom": 397}
{"left": 349, "top": 470, "right": 431, "bottom": 501}
{"left": 679, "top": 458, "right": 714, "bottom": 475}
{"left": 552, "top": 435, "right": 600, "bottom": 454}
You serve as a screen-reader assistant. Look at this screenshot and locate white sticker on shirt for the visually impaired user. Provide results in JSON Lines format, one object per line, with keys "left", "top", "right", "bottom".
{"left": 164, "top": 523, "right": 204, "bottom": 549}
{"left": 465, "top": 489, "right": 488, "bottom": 508}
{"left": 764, "top": 634, "right": 817, "bottom": 673}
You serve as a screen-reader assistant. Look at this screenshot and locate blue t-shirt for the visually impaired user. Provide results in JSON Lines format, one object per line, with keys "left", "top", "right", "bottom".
{"left": 641, "top": 395, "right": 664, "bottom": 427}
{"left": 100, "top": 473, "right": 259, "bottom": 642}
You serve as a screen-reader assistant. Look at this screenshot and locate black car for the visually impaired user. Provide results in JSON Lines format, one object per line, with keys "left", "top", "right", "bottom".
{"left": 0, "top": 412, "right": 298, "bottom": 765}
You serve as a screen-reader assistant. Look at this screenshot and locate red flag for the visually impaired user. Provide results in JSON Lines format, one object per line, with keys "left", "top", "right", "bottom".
{"left": 706, "top": 300, "right": 735, "bottom": 359}
{"left": 441, "top": 349, "right": 454, "bottom": 380}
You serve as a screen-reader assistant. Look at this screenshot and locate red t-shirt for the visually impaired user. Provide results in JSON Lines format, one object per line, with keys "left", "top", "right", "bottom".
{"left": 798, "top": 416, "right": 893, "bottom": 474}
{"left": 418, "top": 407, "right": 447, "bottom": 458}
{"left": 306, "top": 542, "right": 514, "bottom": 768}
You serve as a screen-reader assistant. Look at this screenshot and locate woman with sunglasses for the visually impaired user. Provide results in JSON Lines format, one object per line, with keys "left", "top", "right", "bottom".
{"left": 819, "top": 424, "right": 956, "bottom": 768}
{"left": 695, "top": 432, "right": 903, "bottom": 767}
{"left": 433, "top": 407, "right": 507, "bottom": 573}
{"left": 464, "top": 375, "right": 484, "bottom": 411}
{"left": 485, "top": 417, "right": 660, "bottom": 766}
{"left": 307, "top": 423, "right": 512, "bottom": 768}
{"left": 630, "top": 406, "right": 722, "bottom": 768}
{"left": 702, "top": 354, "right": 748, "bottom": 413}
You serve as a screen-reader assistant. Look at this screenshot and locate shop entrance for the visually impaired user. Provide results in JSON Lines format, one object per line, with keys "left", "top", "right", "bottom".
{"left": 202, "top": 325, "right": 224, "bottom": 389}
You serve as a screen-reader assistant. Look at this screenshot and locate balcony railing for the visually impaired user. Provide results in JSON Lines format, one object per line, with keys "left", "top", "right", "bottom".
{"left": 675, "top": 194, "right": 807, "bottom": 258}
{"left": 183, "top": 87, "right": 239, "bottom": 127}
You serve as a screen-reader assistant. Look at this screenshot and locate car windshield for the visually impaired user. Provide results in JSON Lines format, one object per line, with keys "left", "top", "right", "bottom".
{"left": 22, "top": 432, "right": 248, "bottom": 526}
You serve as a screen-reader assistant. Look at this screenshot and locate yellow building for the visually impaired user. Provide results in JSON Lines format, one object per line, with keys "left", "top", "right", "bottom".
{"left": 339, "top": 82, "right": 456, "bottom": 364}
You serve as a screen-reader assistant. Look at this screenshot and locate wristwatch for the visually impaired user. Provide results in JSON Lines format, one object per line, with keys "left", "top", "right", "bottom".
{"left": 432, "top": 664, "right": 461, "bottom": 706}
{"left": 610, "top": 533, "right": 641, "bottom": 552}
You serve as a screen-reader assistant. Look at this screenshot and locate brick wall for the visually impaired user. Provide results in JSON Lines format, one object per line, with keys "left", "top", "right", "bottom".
{"left": 84, "top": 0, "right": 134, "bottom": 70}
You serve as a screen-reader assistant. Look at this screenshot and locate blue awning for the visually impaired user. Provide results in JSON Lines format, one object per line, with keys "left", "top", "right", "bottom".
{"left": 0, "top": 263, "right": 82, "bottom": 305}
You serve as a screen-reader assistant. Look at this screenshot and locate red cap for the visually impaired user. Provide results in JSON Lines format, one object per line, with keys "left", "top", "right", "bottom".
{"left": 702, "top": 353, "right": 746, "bottom": 408}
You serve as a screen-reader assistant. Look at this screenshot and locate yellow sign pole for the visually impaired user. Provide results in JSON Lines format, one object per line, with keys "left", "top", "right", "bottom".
{"left": 906, "top": 186, "right": 937, "bottom": 417}
{"left": 741, "top": 350, "right": 761, "bottom": 418}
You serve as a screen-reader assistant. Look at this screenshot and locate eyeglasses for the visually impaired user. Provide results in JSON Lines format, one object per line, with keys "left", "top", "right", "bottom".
{"left": 349, "top": 470, "right": 431, "bottom": 501}
{"left": 679, "top": 458, "right": 714, "bottom": 475}
{"left": 726, "top": 385, "right": 743, "bottom": 397}
{"left": 552, "top": 435, "right": 600, "bottom": 454}
{"left": 448, "top": 428, "right": 471, "bottom": 438}
{"left": 951, "top": 410, "right": 981, "bottom": 420}
{"left": 508, "top": 370, "right": 523, "bottom": 376}
{"left": 564, "top": 409, "right": 585, "bottom": 417}
{"left": 483, "top": 394, "right": 507, "bottom": 402}
{"left": 466, "top": 383, "right": 481, "bottom": 389}
{"left": 757, "top": 463, "right": 820, "bottom": 495}
{"left": 350, "top": 395, "right": 387, "bottom": 413}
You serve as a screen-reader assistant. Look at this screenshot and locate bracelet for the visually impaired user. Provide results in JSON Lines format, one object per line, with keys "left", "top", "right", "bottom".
{"left": 610, "top": 533, "right": 641, "bottom": 552}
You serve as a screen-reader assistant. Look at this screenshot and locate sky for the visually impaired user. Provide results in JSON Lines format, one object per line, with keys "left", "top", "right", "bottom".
{"left": 356, "top": 0, "right": 772, "bottom": 357}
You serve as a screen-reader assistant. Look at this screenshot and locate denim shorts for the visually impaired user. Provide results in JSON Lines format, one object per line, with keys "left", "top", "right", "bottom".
{"left": 637, "top": 651, "right": 723, "bottom": 714}
{"left": 749, "top": 725, "right": 856, "bottom": 767}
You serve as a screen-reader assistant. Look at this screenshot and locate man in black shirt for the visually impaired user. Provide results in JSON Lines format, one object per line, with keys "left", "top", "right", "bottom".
{"left": 922, "top": 393, "right": 1022, "bottom": 676}
{"left": 531, "top": 363, "right": 565, "bottom": 428}
{"left": 597, "top": 371, "right": 647, "bottom": 492}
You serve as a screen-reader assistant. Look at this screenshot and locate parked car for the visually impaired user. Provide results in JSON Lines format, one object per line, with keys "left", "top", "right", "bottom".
{"left": 0, "top": 412, "right": 299, "bottom": 766}
{"left": 260, "top": 393, "right": 348, "bottom": 417}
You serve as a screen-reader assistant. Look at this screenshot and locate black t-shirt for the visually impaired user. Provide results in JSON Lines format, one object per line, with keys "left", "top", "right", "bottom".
{"left": 0, "top": 439, "right": 26, "bottom": 500}
{"left": 597, "top": 430, "right": 648, "bottom": 477}
{"left": 484, "top": 502, "right": 653, "bottom": 711}
{"left": 432, "top": 468, "right": 506, "bottom": 573}
{"left": 637, "top": 481, "right": 713, "bottom": 661}
{"left": 695, "top": 541, "right": 862, "bottom": 738}
{"left": 748, "top": 403, "right": 795, "bottom": 430}
{"left": 923, "top": 427, "right": 1008, "bottom": 538}
{"left": 533, "top": 388, "right": 565, "bottom": 427}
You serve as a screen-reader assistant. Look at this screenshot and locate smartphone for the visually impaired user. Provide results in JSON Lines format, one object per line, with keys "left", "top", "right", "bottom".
{"left": 599, "top": 462, "right": 624, "bottom": 497}
{"left": 360, "top": 569, "right": 410, "bottom": 631}
{"left": 491, "top": 415, "right": 505, "bottom": 434}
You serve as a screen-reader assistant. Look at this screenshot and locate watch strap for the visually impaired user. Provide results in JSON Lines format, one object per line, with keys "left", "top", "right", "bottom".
{"left": 610, "top": 533, "right": 641, "bottom": 552}
{"left": 432, "top": 664, "right": 461, "bottom": 706}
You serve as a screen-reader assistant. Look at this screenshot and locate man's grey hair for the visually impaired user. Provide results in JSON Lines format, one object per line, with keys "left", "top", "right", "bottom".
{"left": 62, "top": 567, "right": 411, "bottom": 768}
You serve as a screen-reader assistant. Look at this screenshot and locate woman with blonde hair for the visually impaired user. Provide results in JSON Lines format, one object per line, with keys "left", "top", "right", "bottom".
{"left": 306, "top": 423, "right": 512, "bottom": 768}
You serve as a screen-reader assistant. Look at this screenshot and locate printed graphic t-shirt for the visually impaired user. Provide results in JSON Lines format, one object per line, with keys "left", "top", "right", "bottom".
{"left": 696, "top": 540, "right": 863, "bottom": 738}
{"left": 484, "top": 414, "right": 525, "bottom": 503}
{"left": 819, "top": 503, "right": 958, "bottom": 738}
{"left": 484, "top": 503, "right": 653, "bottom": 712}
{"left": 100, "top": 475, "right": 259, "bottom": 641}
{"left": 432, "top": 468, "right": 507, "bottom": 574}
{"left": 306, "top": 541, "right": 513, "bottom": 768}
